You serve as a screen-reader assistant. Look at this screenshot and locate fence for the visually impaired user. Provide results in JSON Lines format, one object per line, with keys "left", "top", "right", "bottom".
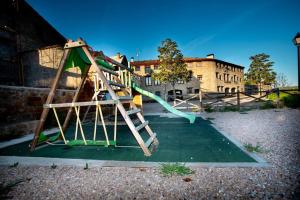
{"left": 171, "top": 88, "right": 299, "bottom": 112}
{"left": 201, "top": 88, "right": 299, "bottom": 111}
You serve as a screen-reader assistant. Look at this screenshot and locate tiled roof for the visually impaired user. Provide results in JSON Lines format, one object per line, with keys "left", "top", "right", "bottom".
{"left": 131, "top": 57, "right": 244, "bottom": 69}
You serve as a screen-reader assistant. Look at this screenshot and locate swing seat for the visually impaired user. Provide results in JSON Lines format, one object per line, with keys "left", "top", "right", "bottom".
{"left": 66, "top": 140, "right": 116, "bottom": 146}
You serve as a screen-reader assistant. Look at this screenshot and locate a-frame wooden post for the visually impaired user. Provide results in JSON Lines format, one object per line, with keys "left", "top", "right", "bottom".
{"left": 30, "top": 48, "right": 71, "bottom": 151}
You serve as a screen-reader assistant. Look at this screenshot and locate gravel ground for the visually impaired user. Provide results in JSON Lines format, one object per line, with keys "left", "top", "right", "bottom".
{"left": 1, "top": 108, "right": 300, "bottom": 199}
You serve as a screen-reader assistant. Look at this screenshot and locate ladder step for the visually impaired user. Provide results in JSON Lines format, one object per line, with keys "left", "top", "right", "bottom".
{"left": 145, "top": 133, "right": 157, "bottom": 148}
{"left": 127, "top": 109, "right": 141, "bottom": 115}
{"left": 118, "top": 96, "right": 133, "bottom": 100}
{"left": 135, "top": 121, "right": 149, "bottom": 132}
{"left": 108, "top": 81, "right": 126, "bottom": 88}
{"left": 98, "top": 65, "right": 118, "bottom": 76}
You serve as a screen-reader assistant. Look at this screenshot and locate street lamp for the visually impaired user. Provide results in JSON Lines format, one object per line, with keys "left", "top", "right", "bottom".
{"left": 293, "top": 32, "right": 300, "bottom": 91}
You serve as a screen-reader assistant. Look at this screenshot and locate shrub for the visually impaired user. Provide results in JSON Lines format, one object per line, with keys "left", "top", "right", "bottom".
{"left": 282, "top": 95, "right": 300, "bottom": 108}
{"left": 204, "top": 105, "right": 214, "bottom": 113}
{"left": 159, "top": 163, "right": 194, "bottom": 176}
{"left": 259, "top": 101, "right": 275, "bottom": 110}
{"left": 220, "top": 106, "right": 239, "bottom": 112}
{"left": 244, "top": 143, "right": 264, "bottom": 153}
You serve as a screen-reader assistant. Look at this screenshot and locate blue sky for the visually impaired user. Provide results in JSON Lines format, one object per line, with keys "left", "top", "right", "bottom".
{"left": 27, "top": 0, "right": 300, "bottom": 85}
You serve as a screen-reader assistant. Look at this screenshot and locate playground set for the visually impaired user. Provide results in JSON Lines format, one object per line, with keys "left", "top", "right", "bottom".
{"left": 30, "top": 39, "right": 196, "bottom": 156}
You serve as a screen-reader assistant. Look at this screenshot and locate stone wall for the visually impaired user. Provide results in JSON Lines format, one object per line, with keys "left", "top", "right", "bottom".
{"left": 0, "top": 84, "right": 93, "bottom": 141}
{"left": 0, "top": 0, "right": 66, "bottom": 86}
{"left": 22, "top": 46, "right": 82, "bottom": 89}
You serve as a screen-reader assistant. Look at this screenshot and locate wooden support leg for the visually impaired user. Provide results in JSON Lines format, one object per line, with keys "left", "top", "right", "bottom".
{"left": 30, "top": 48, "right": 70, "bottom": 151}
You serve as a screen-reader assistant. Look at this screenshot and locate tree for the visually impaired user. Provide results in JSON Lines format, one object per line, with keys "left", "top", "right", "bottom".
{"left": 246, "top": 53, "right": 276, "bottom": 95}
{"left": 152, "top": 39, "right": 189, "bottom": 102}
{"left": 275, "top": 73, "right": 288, "bottom": 88}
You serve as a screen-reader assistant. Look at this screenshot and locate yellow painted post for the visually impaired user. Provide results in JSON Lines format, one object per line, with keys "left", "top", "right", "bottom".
{"left": 114, "top": 104, "right": 118, "bottom": 145}
{"left": 98, "top": 104, "right": 110, "bottom": 145}
{"left": 74, "top": 106, "right": 87, "bottom": 145}
{"left": 52, "top": 108, "right": 67, "bottom": 144}
{"left": 93, "top": 102, "right": 99, "bottom": 141}
{"left": 75, "top": 107, "right": 80, "bottom": 140}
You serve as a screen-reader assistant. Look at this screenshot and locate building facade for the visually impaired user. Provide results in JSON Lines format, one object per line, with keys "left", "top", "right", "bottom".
{"left": 130, "top": 55, "right": 244, "bottom": 98}
{"left": 0, "top": 0, "right": 83, "bottom": 89}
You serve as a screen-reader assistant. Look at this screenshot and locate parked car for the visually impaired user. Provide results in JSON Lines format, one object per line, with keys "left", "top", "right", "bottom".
{"left": 167, "top": 90, "right": 183, "bottom": 101}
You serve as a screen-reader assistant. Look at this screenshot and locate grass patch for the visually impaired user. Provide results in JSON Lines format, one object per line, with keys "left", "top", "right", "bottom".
{"left": 206, "top": 117, "right": 215, "bottom": 121}
{"left": 259, "top": 101, "right": 276, "bottom": 110}
{"left": 204, "top": 105, "right": 214, "bottom": 113}
{"left": 159, "top": 163, "right": 194, "bottom": 176}
{"left": 282, "top": 95, "right": 300, "bottom": 108}
{"left": 220, "top": 106, "right": 239, "bottom": 112}
{"left": 244, "top": 143, "right": 264, "bottom": 153}
{"left": 267, "top": 91, "right": 300, "bottom": 108}
{"left": 239, "top": 112, "right": 248, "bottom": 114}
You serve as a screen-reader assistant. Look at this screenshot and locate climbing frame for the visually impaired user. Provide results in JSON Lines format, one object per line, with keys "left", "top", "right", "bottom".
{"left": 30, "top": 39, "right": 158, "bottom": 156}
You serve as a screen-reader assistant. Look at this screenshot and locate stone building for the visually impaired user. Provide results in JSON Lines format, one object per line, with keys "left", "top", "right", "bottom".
{"left": 0, "top": 0, "right": 87, "bottom": 139}
{"left": 0, "top": 0, "right": 84, "bottom": 89}
{"left": 130, "top": 54, "right": 244, "bottom": 99}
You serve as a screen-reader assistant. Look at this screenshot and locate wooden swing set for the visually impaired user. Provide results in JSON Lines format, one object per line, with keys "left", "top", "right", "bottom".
{"left": 30, "top": 39, "right": 158, "bottom": 156}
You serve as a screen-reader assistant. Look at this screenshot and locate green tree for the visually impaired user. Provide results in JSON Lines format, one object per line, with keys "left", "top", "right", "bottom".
{"left": 152, "top": 39, "right": 189, "bottom": 102}
{"left": 246, "top": 53, "right": 276, "bottom": 95}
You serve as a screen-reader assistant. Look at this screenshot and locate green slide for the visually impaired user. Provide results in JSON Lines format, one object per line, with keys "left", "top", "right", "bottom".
{"left": 132, "top": 83, "right": 196, "bottom": 123}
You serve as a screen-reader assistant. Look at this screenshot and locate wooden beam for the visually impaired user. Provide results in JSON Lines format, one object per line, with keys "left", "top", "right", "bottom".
{"left": 64, "top": 39, "right": 87, "bottom": 49}
{"left": 44, "top": 100, "right": 117, "bottom": 108}
{"left": 30, "top": 48, "right": 71, "bottom": 151}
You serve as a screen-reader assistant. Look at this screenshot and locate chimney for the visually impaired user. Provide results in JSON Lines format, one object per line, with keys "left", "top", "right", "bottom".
{"left": 117, "top": 52, "right": 121, "bottom": 59}
{"left": 130, "top": 57, "right": 134, "bottom": 62}
{"left": 206, "top": 54, "right": 214, "bottom": 59}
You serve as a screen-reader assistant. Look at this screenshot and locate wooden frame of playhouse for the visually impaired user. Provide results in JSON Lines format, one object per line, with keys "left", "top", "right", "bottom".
{"left": 30, "top": 39, "right": 158, "bottom": 156}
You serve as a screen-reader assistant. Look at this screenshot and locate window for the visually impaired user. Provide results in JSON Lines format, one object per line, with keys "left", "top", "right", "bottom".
{"left": 194, "top": 89, "right": 199, "bottom": 93}
{"left": 155, "top": 91, "right": 161, "bottom": 96}
{"left": 177, "top": 79, "right": 184, "bottom": 84}
{"left": 145, "top": 76, "right": 152, "bottom": 86}
{"left": 197, "top": 75, "right": 203, "bottom": 81}
{"left": 145, "top": 66, "right": 151, "bottom": 74}
{"left": 188, "top": 70, "right": 193, "bottom": 81}
{"left": 135, "top": 66, "right": 140, "bottom": 71}
{"left": 217, "top": 86, "right": 220, "bottom": 92}
{"left": 154, "top": 65, "right": 159, "bottom": 70}
{"left": 216, "top": 72, "right": 219, "bottom": 78}
{"left": 187, "top": 87, "right": 193, "bottom": 94}
{"left": 219, "top": 75, "right": 222, "bottom": 80}
{"left": 154, "top": 79, "right": 161, "bottom": 86}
